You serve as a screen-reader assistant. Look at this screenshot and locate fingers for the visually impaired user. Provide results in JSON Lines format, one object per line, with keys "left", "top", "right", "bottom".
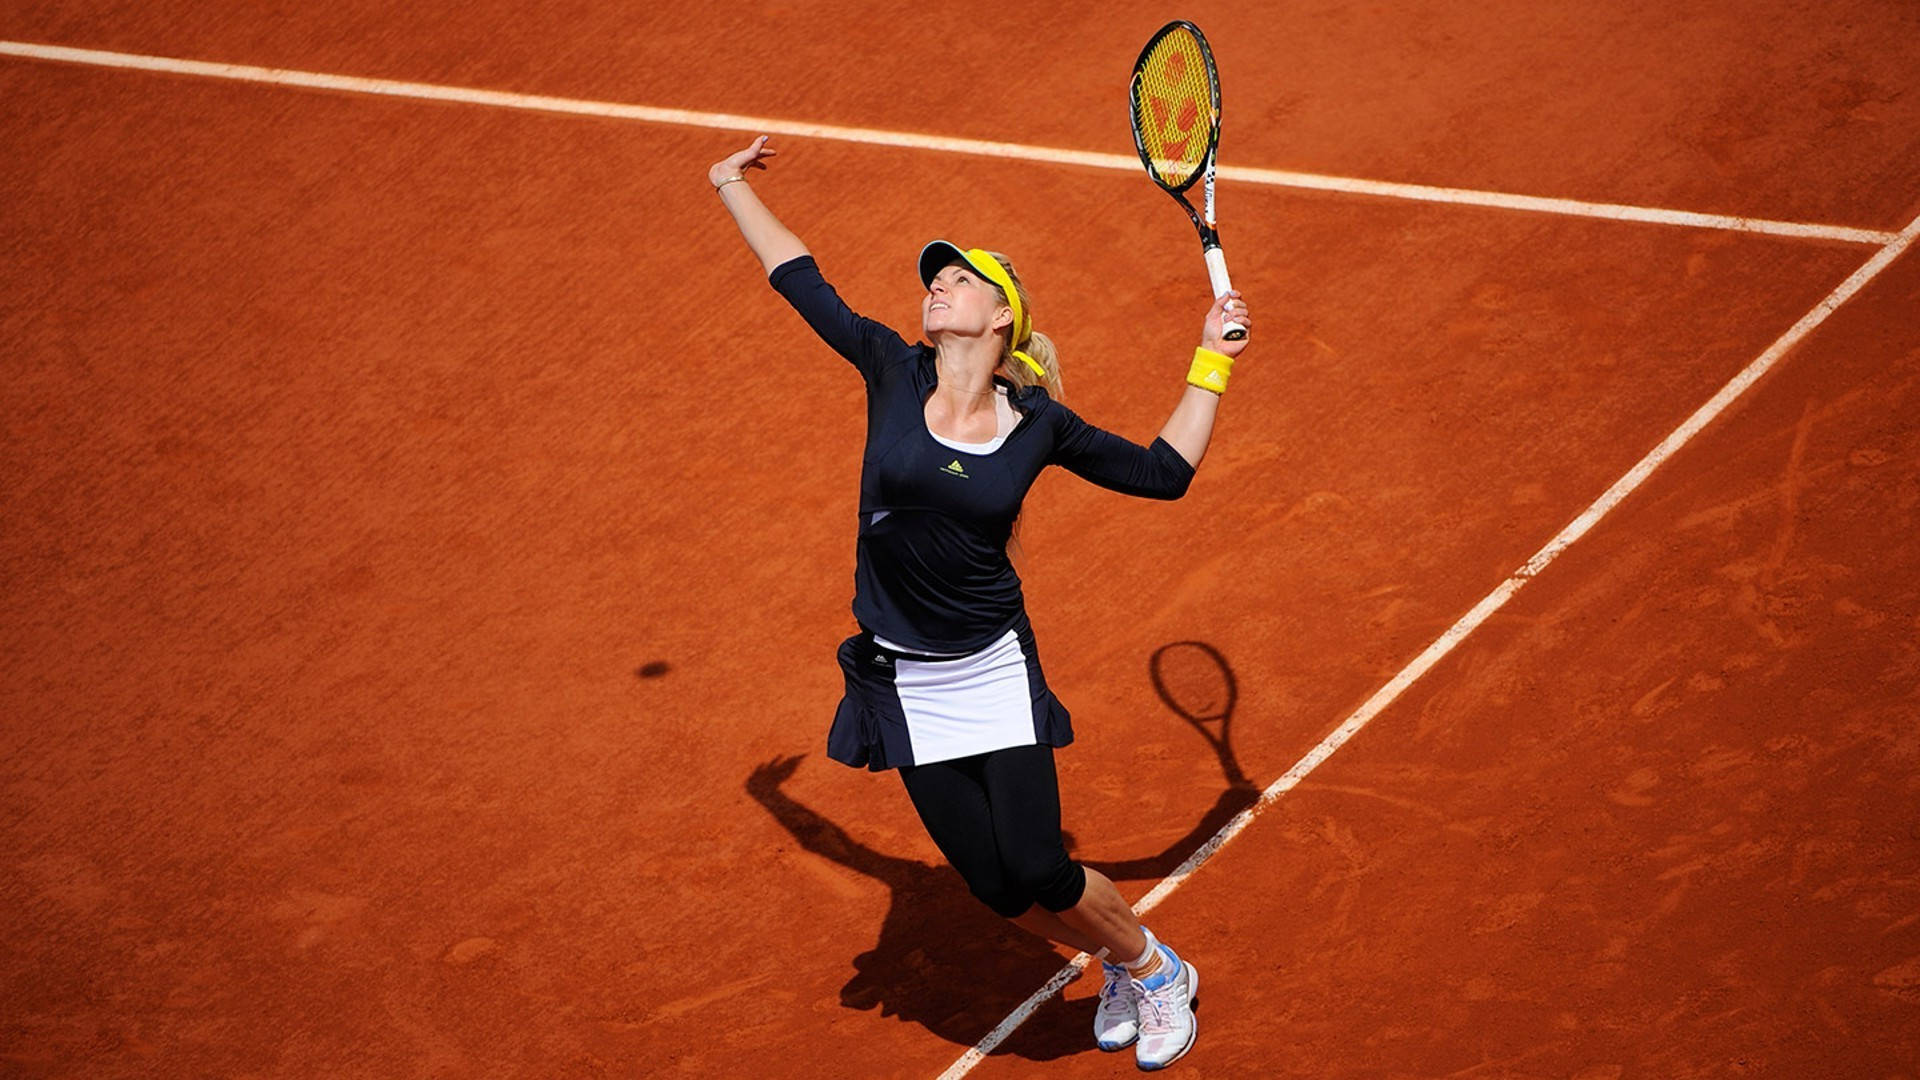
{"left": 1201, "top": 290, "right": 1252, "bottom": 355}
{"left": 1216, "top": 290, "right": 1252, "bottom": 329}
{"left": 718, "top": 135, "right": 777, "bottom": 171}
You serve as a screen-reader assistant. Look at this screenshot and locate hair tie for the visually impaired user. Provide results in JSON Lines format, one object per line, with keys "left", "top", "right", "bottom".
{"left": 1010, "top": 349, "right": 1047, "bottom": 378}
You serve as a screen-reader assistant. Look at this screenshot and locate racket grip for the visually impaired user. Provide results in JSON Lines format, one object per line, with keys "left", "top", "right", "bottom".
{"left": 1204, "top": 245, "right": 1247, "bottom": 341}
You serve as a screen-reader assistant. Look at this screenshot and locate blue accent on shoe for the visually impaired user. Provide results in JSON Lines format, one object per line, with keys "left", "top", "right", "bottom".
{"left": 1135, "top": 944, "right": 1183, "bottom": 992}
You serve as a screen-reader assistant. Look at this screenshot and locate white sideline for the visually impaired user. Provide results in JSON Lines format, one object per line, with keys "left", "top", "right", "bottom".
{"left": 934, "top": 213, "right": 1920, "bottom": 1077}
{"left": 0, "top": 39, "right": 1901, "bottom": 246}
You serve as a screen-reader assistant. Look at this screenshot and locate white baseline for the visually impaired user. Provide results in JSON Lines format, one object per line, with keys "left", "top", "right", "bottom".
{"left": 0, "top": 39, "right": 1900, "bottom": 246}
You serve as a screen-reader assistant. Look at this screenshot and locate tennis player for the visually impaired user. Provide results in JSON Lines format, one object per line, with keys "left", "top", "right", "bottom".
{"left": 711, "top": 136, "right": 1250, "bottom": 1070}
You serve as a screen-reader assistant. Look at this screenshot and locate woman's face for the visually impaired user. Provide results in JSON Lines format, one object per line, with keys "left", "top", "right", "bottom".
{"left": 923, "top": 262, "right": 1013, "bottom": 340}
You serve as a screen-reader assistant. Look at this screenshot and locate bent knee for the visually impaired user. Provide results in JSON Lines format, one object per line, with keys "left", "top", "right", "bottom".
{"left": 1011, "top": 852, "right": 1086, "bottom": 914}
{"left": 968, "top": 882, "right": 1035, "bottom": 919}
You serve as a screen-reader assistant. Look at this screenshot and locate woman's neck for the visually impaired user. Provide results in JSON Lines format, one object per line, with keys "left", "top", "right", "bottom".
{"left": 931, "top": 338, "right": 1001, "bottom": 411}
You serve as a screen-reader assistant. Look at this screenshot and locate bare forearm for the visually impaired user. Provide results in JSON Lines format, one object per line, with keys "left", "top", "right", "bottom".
{"left": 1159, "top": 289, "right": 1252, "bottom": 471}
{"left": 717, "top": 180, "right": 810, "bottom": 274}
{"left": 1157, "top": 384, "right": 1221, "bottom": 468}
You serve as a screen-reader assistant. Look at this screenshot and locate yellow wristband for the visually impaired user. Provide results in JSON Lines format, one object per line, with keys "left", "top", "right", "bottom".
{"left": 1187, "top": 346, "right": 1233, "bottom": 394}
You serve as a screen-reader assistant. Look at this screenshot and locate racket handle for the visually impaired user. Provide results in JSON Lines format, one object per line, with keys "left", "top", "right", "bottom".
{"left": 1204, "top": 245, "right": 1247, "bottom": 341}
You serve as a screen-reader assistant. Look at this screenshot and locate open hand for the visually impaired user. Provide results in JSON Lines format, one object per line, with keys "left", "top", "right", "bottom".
{"left": 709, "top": 135, "right": 778, "bottom": 188}
{"left": 1200, "top": 291, "right": 1252, "bottom": 358}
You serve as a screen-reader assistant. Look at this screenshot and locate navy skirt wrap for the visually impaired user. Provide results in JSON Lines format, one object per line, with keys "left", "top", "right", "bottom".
{"left": 827, "top": 613, "right": 1074, "bottom": 771}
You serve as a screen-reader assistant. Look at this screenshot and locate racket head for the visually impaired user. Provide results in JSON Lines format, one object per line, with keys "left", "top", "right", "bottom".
{"left": 1128, "top": 20, "right": 1223, "bottom": 194}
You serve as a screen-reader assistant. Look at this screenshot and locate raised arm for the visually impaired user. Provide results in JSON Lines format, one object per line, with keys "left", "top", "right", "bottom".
{"left": 1156, "top": 290, "right": 1253, "bottom": 468}
{"left": 709, "top": 136, "right": 810, "bottom": 273}
{"left": 708, "top": 137, "right": 906, "bottom": 376}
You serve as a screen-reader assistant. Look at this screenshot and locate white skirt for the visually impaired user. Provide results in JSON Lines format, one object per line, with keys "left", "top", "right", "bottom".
{"left": 828, "top": 615, "right": 1074, "bottom": 771}
{"left": 872, "top": 629, "right": 1037, "bottom": 766}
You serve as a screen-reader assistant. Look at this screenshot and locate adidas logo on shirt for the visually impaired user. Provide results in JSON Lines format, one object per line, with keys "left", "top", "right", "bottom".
{"left": 942, "top": 459, "right": 969, "bottom": 478}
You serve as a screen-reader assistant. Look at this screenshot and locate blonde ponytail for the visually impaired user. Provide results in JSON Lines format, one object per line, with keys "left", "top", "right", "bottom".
{"left": 979, "top": 251, "right": 1064, "bottom": 401}
{"left": 973, "top": 250, "right": 1063, "bottom": 564}
{"left": 1005, "top": 330, "right": 1064, "bottom": 401}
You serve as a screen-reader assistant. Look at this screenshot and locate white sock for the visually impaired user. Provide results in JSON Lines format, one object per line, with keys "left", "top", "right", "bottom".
{"left": 1122, "top": 928, "right": 1160, "bottom": 972}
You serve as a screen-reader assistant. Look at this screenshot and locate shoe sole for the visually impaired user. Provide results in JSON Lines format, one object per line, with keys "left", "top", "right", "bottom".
{"left": 1135, "top": 962, "right": 1199, "bottom": 1071}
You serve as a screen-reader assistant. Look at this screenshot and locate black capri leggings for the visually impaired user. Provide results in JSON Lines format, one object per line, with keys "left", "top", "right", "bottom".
{"left": 898, "top": 744, "right": 1088, "bottom": 919}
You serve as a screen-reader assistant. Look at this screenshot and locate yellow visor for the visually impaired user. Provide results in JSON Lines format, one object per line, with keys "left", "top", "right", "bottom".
{"left": 917, "top": 240, "right": 1047, "bottom": 379}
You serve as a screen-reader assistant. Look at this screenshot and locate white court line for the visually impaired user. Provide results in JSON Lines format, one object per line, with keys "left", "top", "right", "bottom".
{"left": 0, "top": 39, "right": 1901, "bottom": 247}
{"left": 935, "top": 213, "right": 1920, "bottom": 1078}
{"left": 9, "top": 31, "right": 1914, "bottom": 1072}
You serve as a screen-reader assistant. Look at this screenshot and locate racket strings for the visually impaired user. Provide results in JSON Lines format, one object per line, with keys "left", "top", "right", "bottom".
{"left": 1129, "top": 29, "right": 1215, "bottom": 188}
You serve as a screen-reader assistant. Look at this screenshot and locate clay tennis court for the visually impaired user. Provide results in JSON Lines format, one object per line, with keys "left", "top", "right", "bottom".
{"left": 5, "top": 3, "right": 1919, "bottom": 1076}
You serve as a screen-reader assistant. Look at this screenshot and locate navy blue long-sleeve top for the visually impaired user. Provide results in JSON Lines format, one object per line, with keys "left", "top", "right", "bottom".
{"left": 769, "top": 255, "right": 1194, "bottom": 654}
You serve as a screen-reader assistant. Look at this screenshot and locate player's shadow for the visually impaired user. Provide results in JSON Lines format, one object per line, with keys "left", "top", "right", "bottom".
{"left": 745, "top": 641, "right": 1257, "bottom": 1061}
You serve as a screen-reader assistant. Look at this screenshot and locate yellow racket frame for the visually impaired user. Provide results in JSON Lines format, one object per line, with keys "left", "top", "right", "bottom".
{"left": 1128, "top": 23, "right": 1221, "bottom": 194}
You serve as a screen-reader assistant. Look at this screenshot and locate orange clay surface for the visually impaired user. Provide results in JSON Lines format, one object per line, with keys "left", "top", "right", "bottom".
{"left": 3, "top": 4, "right": 1918, "bottom": 1078}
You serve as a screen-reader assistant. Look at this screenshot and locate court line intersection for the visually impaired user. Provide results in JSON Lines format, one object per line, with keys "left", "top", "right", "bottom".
{"left": 937, "top": 208, "right": 1919, "bottom": 1076}
{"left": 6, "top": 35, "right": 1914, "bottom": 1076}
{"left": 0, "top": 39, "right": 1900, "bottom": 245}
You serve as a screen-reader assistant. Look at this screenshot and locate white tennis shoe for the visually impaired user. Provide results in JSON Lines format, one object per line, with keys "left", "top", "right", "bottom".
{"left": 1132, "top": 944, "right": 1199, "bottom": 1071}
{"left": 1094, "top": 962, "right": 1140, "bottom": 1050}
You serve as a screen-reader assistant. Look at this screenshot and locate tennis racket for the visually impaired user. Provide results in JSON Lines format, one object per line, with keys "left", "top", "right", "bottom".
{"left": 1128, "top": 20, "right": 1244, "bottom": 340}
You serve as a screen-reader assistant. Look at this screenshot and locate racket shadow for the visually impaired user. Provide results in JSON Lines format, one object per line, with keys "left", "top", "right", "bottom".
{"left": 742, "top": 640, "right": 1255, "bottom": 1060}
{"left": 1080, "top": 640, "right": 1260, "bottom": 883}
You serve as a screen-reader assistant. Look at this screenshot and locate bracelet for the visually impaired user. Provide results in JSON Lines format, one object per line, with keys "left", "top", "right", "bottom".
{"left": 1187, "top": 346, "right": 1234, "bottom": 394}
{"left": 714, "top": 174, "right": 748, "bottom": 191}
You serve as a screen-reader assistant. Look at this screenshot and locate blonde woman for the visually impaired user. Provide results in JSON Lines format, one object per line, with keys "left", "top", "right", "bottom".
{"left": 712, "top": 136, "right": 1250, "bottom": 1070}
